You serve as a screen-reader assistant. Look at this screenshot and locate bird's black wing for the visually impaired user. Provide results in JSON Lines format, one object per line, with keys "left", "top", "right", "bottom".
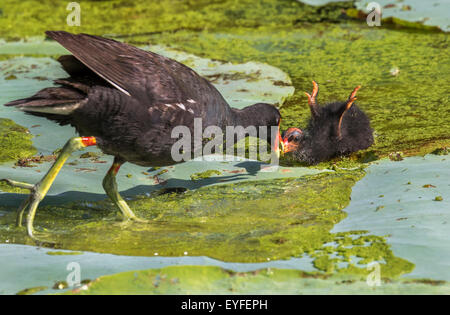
{"left": 46, "top": 31, "right": 201, "bottom": 102}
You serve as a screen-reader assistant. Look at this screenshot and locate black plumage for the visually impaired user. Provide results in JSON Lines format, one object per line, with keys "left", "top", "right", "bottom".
{"left": 282, "top": 81, "right": 374, "bottom": 165}
{"left": 6, "top": 31, "right": 281, "bottom": 167}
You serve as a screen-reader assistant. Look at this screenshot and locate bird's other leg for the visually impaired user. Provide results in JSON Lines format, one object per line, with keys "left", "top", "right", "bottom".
{"left": 102, "top": 157, "right": 147, "bottom": 223}
{"left": 337, "top": 85, "right": 361, "bottom": 140}
{"left": 0, "top": 179, "right": 33, "bottom": 226}
{"left": 1, "top": 137, "right": 97, "bottom": 238}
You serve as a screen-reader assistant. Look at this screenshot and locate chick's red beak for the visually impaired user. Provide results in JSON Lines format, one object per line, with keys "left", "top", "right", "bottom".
{"left": 283, "top": 138, "right": 290, "bottom": 151}
{"left": 282, "top": 128, "right": 302, "bottom": 153}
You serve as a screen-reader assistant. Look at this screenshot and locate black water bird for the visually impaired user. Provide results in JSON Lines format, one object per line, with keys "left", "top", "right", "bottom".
{"left": 2, "top": 31, "right": 281, "bottom": 238}
{"left": 282, "top": 81, "right": 374, "bottom": 164}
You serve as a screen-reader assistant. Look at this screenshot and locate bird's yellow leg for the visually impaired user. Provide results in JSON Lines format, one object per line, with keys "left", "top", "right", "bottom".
{"left": 102, "top": 157, "right": 147, "bottom": 223}
{"left": 1, "top": 137, "right": 97, "bottom": 239}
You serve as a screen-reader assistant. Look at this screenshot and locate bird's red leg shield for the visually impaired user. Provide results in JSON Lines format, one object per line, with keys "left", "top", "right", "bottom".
{"left": 81, "top": 137, "right": 97, "bottom": 147}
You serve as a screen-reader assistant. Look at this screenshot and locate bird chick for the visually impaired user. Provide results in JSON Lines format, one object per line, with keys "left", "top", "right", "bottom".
{"left": 282, "top": 81, "right": 374, "bottom": 165}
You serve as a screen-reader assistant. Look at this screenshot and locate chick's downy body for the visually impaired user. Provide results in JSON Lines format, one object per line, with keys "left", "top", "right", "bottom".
{"left": 283, "top": 82, "right": 373, "bottom": 164}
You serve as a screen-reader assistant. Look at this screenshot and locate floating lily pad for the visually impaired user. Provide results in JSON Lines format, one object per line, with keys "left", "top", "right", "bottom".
{"left": 16, "top": 286, "right": 48, "bottom": 295}
{"left": 66, "top": 265, "right": 450, "bottom": 295}
{"left": 298, "top": 0, "right": 352, "bottom": 6}
{"left": 333, "top": 155, "right": 450, "bottom": 281}
{"left": 0, "top": 243, "right": 316, "bottom": 295}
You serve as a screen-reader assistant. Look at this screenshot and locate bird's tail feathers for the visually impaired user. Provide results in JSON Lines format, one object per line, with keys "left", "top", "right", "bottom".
{"left": 4, "top": 86, "right": 86, "bottom": 115}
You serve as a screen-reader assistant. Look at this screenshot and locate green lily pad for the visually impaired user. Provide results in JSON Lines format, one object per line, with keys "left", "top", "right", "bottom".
{"left": 333, "top": 155, "right": 450, "bottom": 281}
{"left": 0, "top": 243, "right": 316, "bottom": 295}
{"left": 16, "top": 286, "right": 48, "bottom": 295}
{"left": 65, "top": 265, "right": 450, "bottom": 295}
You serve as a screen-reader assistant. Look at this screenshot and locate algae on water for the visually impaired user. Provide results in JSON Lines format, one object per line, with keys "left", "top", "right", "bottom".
{"left": 0, "top": 170, "right": 414, "bottom": 278}
{"left": 0, "top": 0, "right": 355, "bottom": 40}
{"left": 145, "top": 25, "right": 449, "bottom": 159}
{"left": 16, "top": 286, "right": 48, "bottom": 295}
{"left": 0, "top": 119, "right": 38, "bottom": 194}
{"left": 0, "top": 118, "right": 36, "bottom": 164}
{"left": 190, "top": 170, "right": 222, "bottom": 181}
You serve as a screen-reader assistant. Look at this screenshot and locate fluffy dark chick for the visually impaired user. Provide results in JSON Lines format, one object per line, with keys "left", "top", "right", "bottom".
{"left": 282, "top": 81, "right": 374, "bottom": 165}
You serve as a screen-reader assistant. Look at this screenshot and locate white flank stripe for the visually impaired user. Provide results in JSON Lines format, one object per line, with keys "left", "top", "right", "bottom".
{"left": 176, "top": 103, "right": 186, "bottom": 110}
{"left": 18, "top": 102, "right": 81, "bottom": 115}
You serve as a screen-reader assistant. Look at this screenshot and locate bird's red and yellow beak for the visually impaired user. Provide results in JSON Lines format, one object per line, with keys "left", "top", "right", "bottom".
{"left": 282, "top": 127, "right": 302, "bottom": 153}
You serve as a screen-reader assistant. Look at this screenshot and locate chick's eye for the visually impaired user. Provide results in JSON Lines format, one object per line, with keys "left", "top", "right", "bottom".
{"left": 288, "top": 135, "right": 300, "bottom": 143}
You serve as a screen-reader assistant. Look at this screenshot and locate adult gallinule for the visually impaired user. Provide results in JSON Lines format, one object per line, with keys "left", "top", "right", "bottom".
{"left": 282, "top": 81, "right": 373, "bottom": 164}
{"left": 2, "top": 31, "right": 281, "bottom": 238}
